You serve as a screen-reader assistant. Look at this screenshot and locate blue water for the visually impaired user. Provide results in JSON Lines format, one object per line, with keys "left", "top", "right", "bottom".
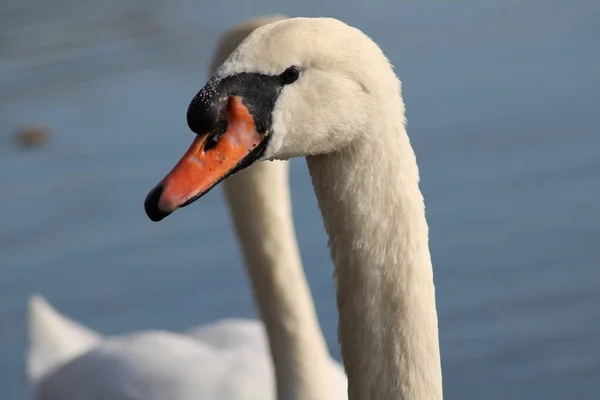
{"left": 1, "top": 1, "right": 599, "bottom": 399}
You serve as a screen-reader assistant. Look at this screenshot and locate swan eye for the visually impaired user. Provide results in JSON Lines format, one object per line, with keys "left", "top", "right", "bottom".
{"left": 280, "top": 66, "right": 300, "bottom": 85}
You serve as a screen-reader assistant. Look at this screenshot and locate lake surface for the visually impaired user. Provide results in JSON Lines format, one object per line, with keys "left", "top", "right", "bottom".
{"left": 1, "top": 1, "right": 599, "bottom": 399}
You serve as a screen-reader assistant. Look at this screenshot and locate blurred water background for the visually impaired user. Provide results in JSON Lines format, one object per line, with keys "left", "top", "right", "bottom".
{"left": 1, "top": 1, "right": 599, "bottom": 399}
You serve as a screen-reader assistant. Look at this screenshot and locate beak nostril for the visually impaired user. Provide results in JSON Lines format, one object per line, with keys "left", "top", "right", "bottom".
{"left": 204, "top": 120, "right": 229, "bottom": 151}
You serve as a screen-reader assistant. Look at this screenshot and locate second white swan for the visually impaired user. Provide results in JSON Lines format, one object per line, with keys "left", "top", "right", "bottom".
{"left": 27, "top": 15, "right": 347, "bottom": 400}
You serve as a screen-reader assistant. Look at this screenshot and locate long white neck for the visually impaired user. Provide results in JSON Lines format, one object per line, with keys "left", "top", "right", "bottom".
{"left": 306, "top": 106, "right": 443, "bottom": 399}
{"left": 223, "top": 161, "right": 339, "bottom": 400}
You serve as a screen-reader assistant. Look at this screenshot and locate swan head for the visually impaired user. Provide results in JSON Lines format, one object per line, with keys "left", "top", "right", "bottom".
{"left": 145, "top": 17, "right": 402, "bottom": 222}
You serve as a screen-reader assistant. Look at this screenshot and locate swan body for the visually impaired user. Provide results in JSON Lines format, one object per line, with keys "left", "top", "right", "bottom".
{"left": 144, "top": 17, "right": 443, "bottom": 400}
{"left": 27, "top": 15, "right": 347, "bottom": 400}
{"left": 28, "top": 296, "right": 274, "bottom": 399}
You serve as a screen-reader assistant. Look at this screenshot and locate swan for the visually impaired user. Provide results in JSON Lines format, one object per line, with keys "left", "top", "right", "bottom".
{"left": 26, "top": 15, "right": 347, "bottom": 400}
{"left": 144, "top": 17, "right": 443, "bottom": 400}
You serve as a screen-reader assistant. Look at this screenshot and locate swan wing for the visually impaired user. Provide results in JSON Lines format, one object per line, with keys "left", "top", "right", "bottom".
{"left": 27, "top": 295, "right": 102, "bottom": 385}
{"left": 185, "top": 318, "right": 268, "bottom": 351}
{"left": 34, "top": 330, "right": 274, "bottom": 400}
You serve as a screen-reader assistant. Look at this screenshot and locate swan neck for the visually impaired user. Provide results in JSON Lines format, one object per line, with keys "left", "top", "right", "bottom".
{"left": 306, "top": 119, "right": 443, "bottom": 400}
{"left": 223, "top": 161, "right": 338, "bottom": 400}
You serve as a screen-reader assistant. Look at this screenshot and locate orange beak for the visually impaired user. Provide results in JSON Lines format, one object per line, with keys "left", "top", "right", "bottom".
{"left": 144, "top": 96, "right": 265, "bottom": 221}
